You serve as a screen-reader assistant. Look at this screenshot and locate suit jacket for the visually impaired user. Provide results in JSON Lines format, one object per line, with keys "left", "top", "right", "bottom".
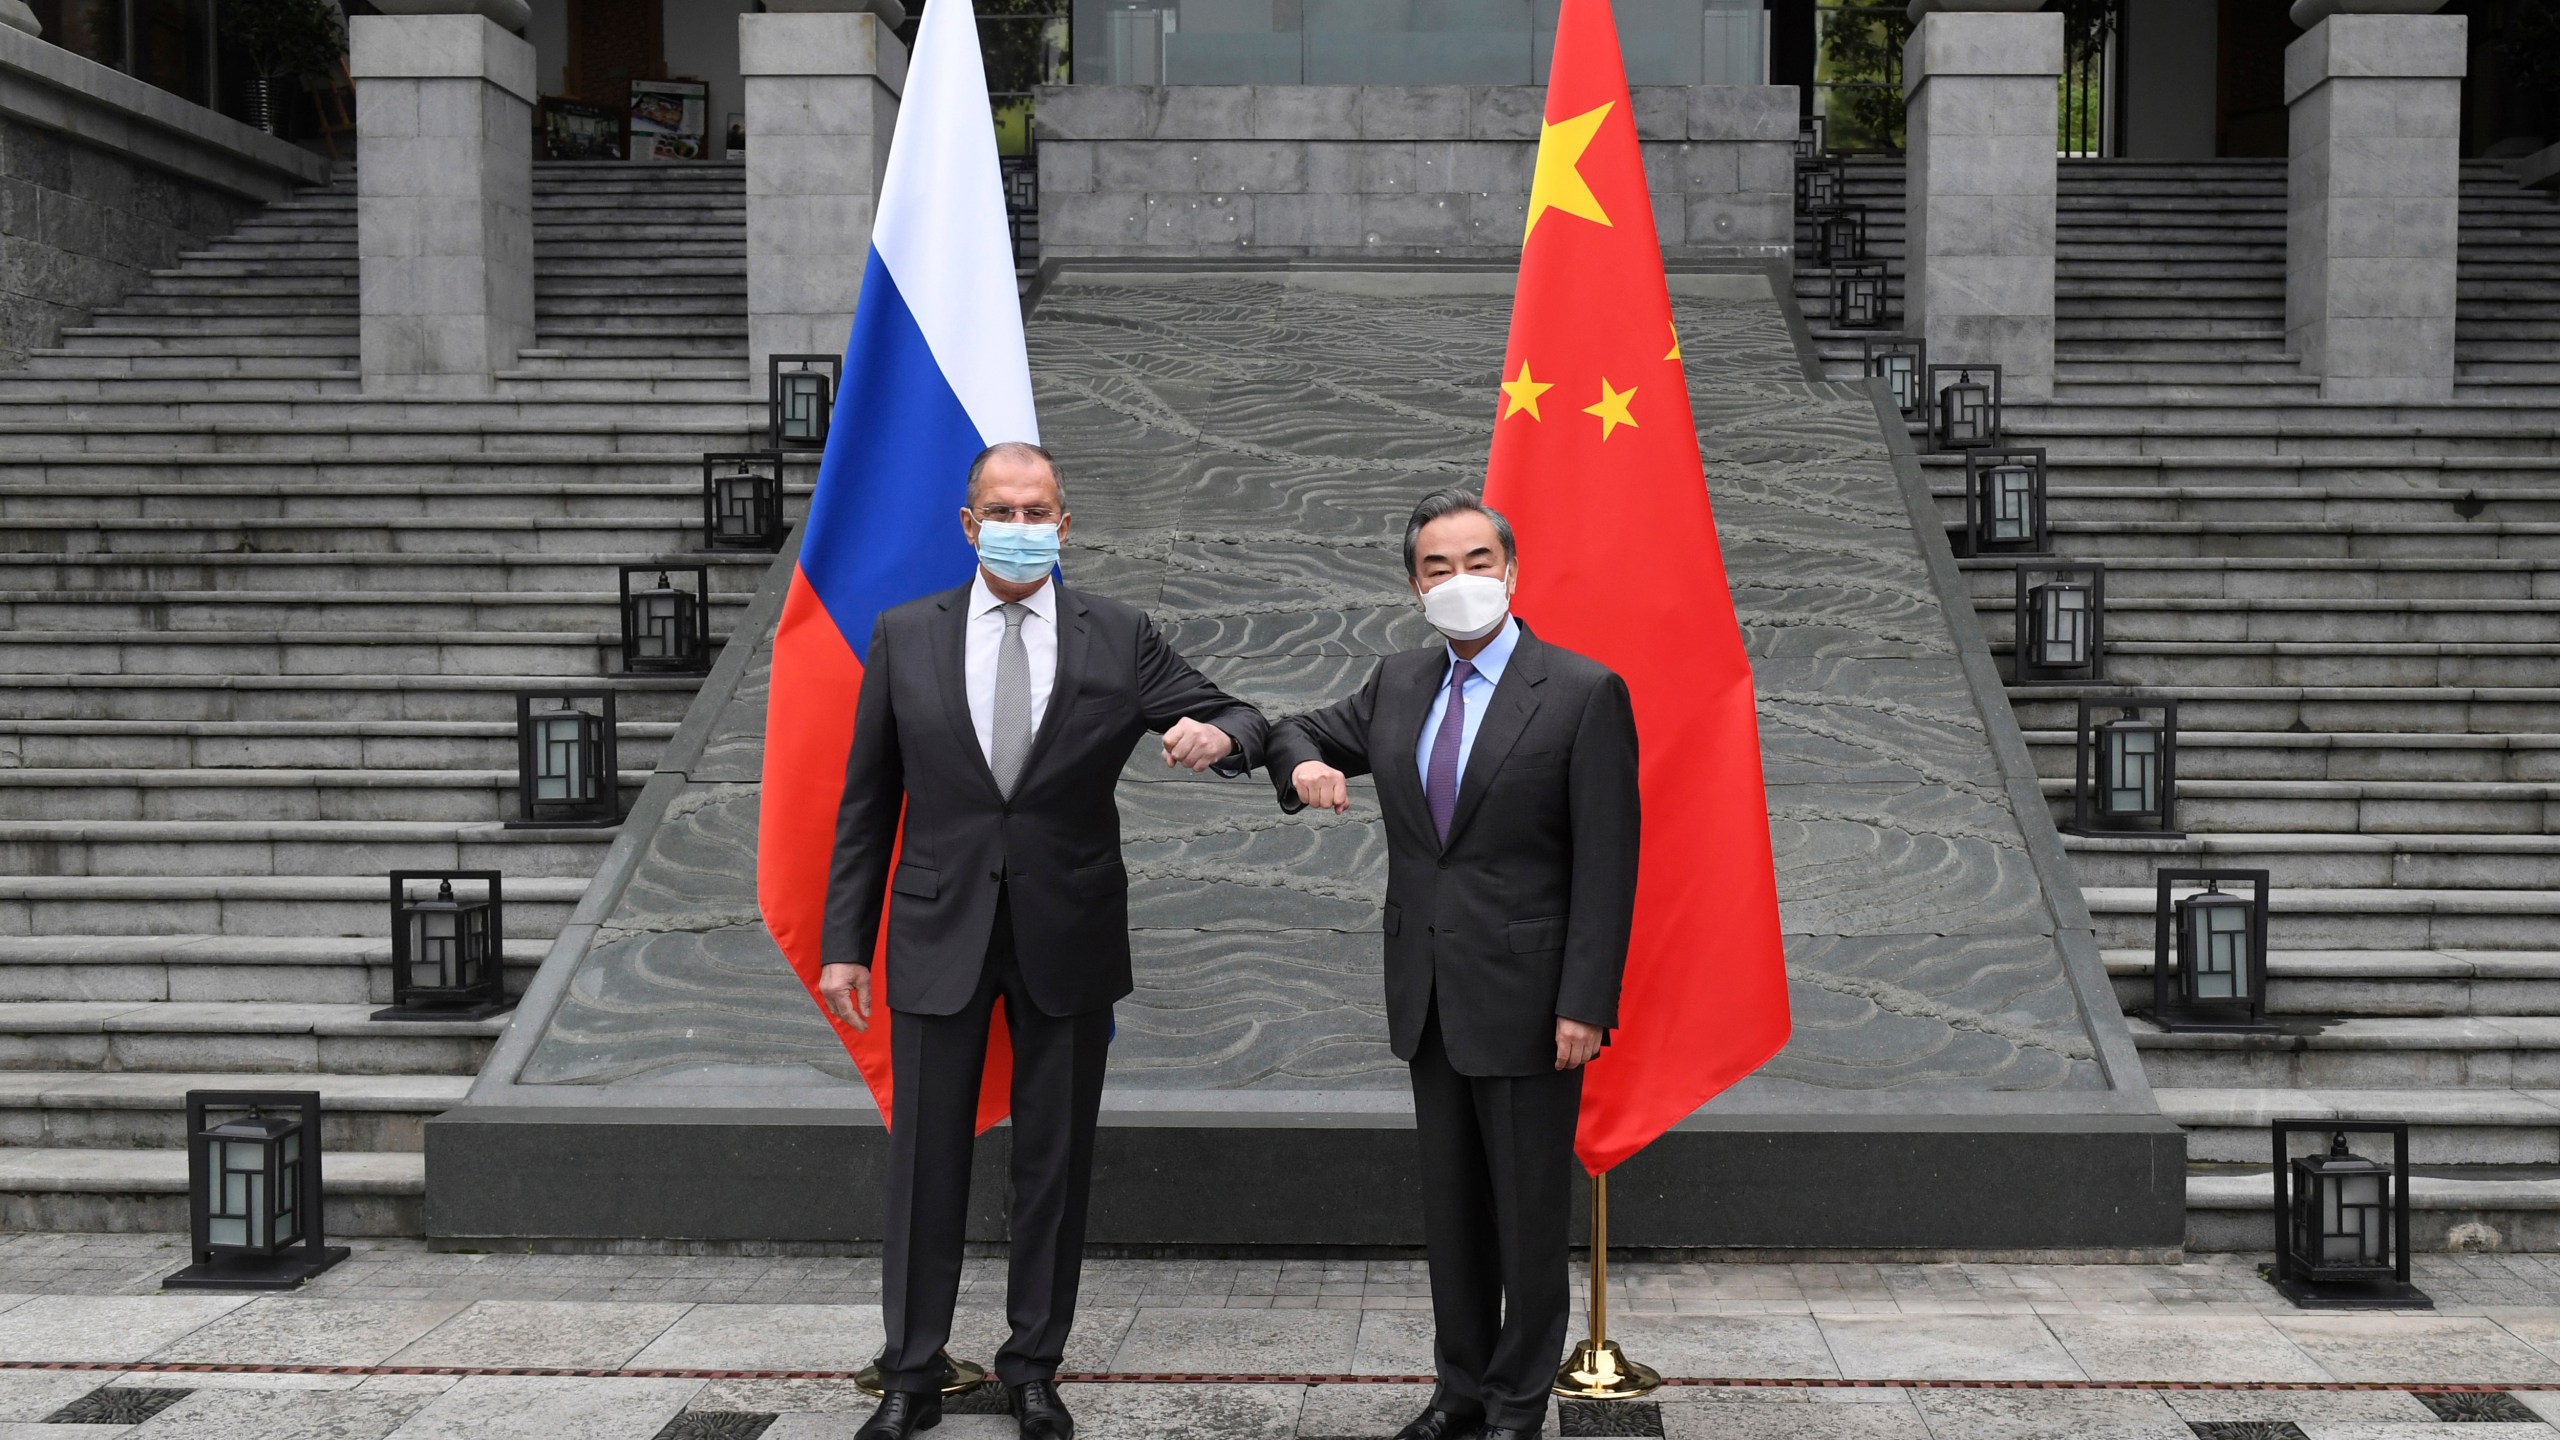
{"left": 1267, "top": 625, "right": 1640, "bottom": 1077}
{"left": 823, "top": 580, "right": 1270, "bottom": 1018}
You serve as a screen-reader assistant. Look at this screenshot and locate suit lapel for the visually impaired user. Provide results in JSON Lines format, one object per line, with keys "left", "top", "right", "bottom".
{"left": 1017, "top": 582, "right": 1089, "bottom": 782}
{"left": 1442, "top": 630, "right": 1546, "bottom": 850}
{"left": 1377, "top": 648, "right": 1445, "bottom": 836}
{"left": 931, "top": 587, "right": 1002, "bottom": 799}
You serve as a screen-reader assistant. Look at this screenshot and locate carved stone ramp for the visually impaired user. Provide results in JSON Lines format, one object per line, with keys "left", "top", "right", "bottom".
{"left": 430, "top": 264, "right": 2181, "bottom": 1256}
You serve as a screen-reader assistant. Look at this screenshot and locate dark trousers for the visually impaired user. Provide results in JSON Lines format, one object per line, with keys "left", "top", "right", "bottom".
{"left": 876, "top": 893, "right": 1112, "bottom": 1393}
{"left": 1410, "top": 1006, "right": 1584, "bottom": 1432}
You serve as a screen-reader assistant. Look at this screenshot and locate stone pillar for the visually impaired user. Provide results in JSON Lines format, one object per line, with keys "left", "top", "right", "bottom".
{"left": 741, "top": 6, "right": 906, "bottom": 379}
{"left": 1900, "top": 6, "right": 2062, "bottom": 402}
{"left": 2284, "top": 8, "right": 2466, "bottom": 403}
{"left": 349, "top": 12, "right": 535, "bottom": 395}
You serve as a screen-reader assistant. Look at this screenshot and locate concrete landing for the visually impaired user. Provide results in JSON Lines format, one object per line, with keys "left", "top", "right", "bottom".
{"left": 431, "top": 264, "right": 2178, "bottom": 1253}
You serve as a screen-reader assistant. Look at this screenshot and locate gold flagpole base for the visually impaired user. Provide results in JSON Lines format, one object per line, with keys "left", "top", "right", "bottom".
{"left": 854, "top": 1355, "right": 989, "bottom": 1397}
{"left": 1554, "top": 1337, "right": 1663, "bottom": 1399}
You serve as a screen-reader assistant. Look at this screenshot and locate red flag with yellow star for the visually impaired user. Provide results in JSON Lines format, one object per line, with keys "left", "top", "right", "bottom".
{"left": 1485, "top": 0, "right": 1790, "bottom": 1175}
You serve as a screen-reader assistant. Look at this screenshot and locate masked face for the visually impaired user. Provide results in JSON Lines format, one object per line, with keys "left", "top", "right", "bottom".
{"left": 1419, "top": 567, "right": 1513, "bottom": 641}
{"left": 975, "top": 519, "right": 1060, "bottom": 585}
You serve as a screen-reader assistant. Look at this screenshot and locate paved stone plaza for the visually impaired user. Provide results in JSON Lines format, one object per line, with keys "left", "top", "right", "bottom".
{"left": 8, "top": 1237, "right": 2560, "bottom": 1435}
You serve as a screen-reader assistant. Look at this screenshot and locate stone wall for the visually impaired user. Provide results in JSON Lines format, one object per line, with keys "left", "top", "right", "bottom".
{"left": 0, "top": 28, "right": 327, "bottom": 369}
{"left": 1035, "top": 84, "right": 1795, "bottom": 262}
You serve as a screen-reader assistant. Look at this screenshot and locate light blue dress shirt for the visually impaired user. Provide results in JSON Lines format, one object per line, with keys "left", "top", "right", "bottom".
{"left": 1414, "top": 617, "right": 1521, "bottom": 789}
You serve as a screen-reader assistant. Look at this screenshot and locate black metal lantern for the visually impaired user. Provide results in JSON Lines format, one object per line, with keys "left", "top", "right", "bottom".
{"left": 2069, "top": 698, "right": 2181, "bottom": 837}
{"left": 2269, "top": 1120, "right": 2428, "bottom": 1309}
{"left": 513, "top": 689, "right": 619, "bottom": 827}
{"left": 2151, "top": 868, "right": 2271, "bottom": 1033}
{"left": 768, "top": 354, "right": 839, "bottom": 450}
{"left": 1814, "top": 206, "right": 1866, "bottom": 266}
{"left": 702, "top": 451, "right": 787, "bottom": 551}
{"left": 2012, "top": 562, "right": 2105, "bottom": 683}
{"left": 1862, "top": 336, "right": 1926, "bottom": 423}
{"left": 166, "top": 1090, "right": 347, "bottom": 1290}
{"left": 620, "top": 565, "right": 711, "bottom": 675}
{"left": 378, "top": 869, "right": 508, "bottom": 1021}
{"left": 1794, "top": 115, "right": 1826, "bottom": 162}
{"left": 1795, "top": 159, "right": 1843, "bottom": 213}
{"left": 1927, "top": 363, "right": 2002, "bottom": 451}
{"left": 1961, "top": 447, "right": 2048, "bottom": 556}
{"left": 1831, "top": 263, "right": 1890, "bottom": 330}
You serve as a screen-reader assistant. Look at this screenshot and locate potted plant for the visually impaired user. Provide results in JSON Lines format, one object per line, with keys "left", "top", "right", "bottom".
{"left": 221, "top": 0, "right": 347, "bottom": 135}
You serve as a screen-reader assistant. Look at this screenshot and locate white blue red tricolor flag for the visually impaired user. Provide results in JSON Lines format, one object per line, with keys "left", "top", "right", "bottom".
{"left": 757, "top": 0, "right": 1034, "bottom": 1132}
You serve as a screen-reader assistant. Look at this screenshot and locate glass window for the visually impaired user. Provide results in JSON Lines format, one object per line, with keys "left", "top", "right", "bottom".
{"left": 1071, "top": 0, "right": 1763, "bottom": 88}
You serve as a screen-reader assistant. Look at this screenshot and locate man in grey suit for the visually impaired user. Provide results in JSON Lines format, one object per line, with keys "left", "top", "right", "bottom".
{"left": 1272, "top": 488, "right": 1640, "bottom": 1440}
{"left": 817, "top": 442, "right": 1270, "bottom": 1440}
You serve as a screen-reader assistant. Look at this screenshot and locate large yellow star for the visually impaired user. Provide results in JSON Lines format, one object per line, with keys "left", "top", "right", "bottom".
{"left": 1584, "top": 377, "right": 1638, "bottom": 441}
{"left": 1524, "top": 102, "right": 1615, "bottom": 240}
{"left": 1500, "top": 361, "right": 1553, "bottom": 421}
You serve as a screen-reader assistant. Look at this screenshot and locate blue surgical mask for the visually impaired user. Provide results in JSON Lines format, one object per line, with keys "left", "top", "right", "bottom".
{"left": 976, "top": 520, "right": 1060, "bottom": 585}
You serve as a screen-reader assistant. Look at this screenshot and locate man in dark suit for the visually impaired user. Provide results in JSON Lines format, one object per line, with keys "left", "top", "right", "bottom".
{"left": 1272, "top": 488, "right": 1640, "bottom": 1440}
{"left": 818, "top": 442, "right": 1269, "bottom": 1440}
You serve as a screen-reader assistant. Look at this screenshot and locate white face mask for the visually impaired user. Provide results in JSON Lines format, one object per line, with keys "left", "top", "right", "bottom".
{"left": 1419, "top": 571, "right": 1512, "bottom": 642}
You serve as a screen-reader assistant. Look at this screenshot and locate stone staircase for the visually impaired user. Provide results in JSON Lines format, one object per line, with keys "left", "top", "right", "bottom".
{"left": 1799, "top": 156, "right": 2560, "bottom": 1250}
{"left": 0, "top": 160, "right": 789, "bottom": 1234}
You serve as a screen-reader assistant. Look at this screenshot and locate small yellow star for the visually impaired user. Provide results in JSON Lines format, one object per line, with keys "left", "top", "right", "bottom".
{"left": 1525, "top": 102, "right": 1616, "bottom": 240}
{"left": 1500, "top": 361, "right": 1554, "bottom": 421}
{"left": 1664, "top": 322, "right": 1682, "bottom": 361}
{"left": 1584, "top": 377, "right": 1638, "bottom": 441}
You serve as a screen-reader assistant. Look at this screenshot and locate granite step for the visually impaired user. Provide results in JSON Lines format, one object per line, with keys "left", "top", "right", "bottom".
{"left": 0, "top": 935, "right": 544, "bottom": 1005}
{"left": 0, "top": 768, "right": 648, "bottom": 822}
{"left": 0, "top": 1002, "right": 503, "bottom": 1076}
{"left": 0, "top": 1145, "right": 420, "bottom": 1234}
{"left": 0, "top": 874, "right": 585, "bottom": 939}
{"left": 0, "top": 819, "right": 614, "bottom": 879}
{"left": 0, "top": 517, "right": 794, "bottom": 555}
{"left": 2130, "top": 1015, "right": 2560, "bottom": 1088}
{"left": 2072, "top": 641, "right": 2560, "bottom": 689}
{"left": 0, "top": 673, "right": 702, "bottom": 724}
{"left": 2184, "top": 1167, "right": 2560, "bottom": 1252}
{"left": 2061, "top": 832, "right": 2560, "bottom": 887}
{"left": 2021, "top": 730, "right": 2560, "bottom": 783}
{"left": 0, "top": 718, "right": 675, "bottom": 771}
{"left": 1978, "top": 597, "right": 2560, "bottom": 644}
{"left": 0, "top": 1070, "right": 467, "bottom": 1150}
{"left": 2083, "top": 884, "right": 2560, "bottom": 952}
{"left": 2108, "top": 951, "right": 2560, "bottom": 1020}
{"left": 0, "top": 595, "right": 750, "bottom": 637}
{"left": 0, "top": 553, "right": 772, "bottom": 596}
{"left": 2007, "top": 686, "right": 2560, "bottom": 736}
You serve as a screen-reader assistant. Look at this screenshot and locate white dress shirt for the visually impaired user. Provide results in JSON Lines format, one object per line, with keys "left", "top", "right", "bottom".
{"left": 965, "top": 572, "right": 1060, "bottom": 768}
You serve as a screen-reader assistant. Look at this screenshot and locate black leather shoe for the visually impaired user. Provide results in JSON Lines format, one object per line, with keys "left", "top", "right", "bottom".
{"left": 1010, "top": 1378, "right": 1075, "bottom": 1440}
{"left": 1391, "top": 1405, "right": 1482, "bottom": 1440}
{"left": 854, "top": 1389, "right": 943, "bottom": 1440}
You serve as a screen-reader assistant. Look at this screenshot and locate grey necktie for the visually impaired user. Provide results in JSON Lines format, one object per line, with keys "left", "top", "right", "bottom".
{"left": 989, "top": 601, "right": 1033, "bottom": 796}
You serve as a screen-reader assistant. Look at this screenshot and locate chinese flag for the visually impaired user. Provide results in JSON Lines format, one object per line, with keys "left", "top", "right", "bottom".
{"left": 1483, "top": 0, "right": 1791, "bottom": 1174}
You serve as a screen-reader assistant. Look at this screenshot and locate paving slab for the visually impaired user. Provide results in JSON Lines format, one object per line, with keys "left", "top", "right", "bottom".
{"left": 621, "top": 1303, "right": 883, "bottom": 1372}
{"left": 112, "top": 1385, "right": 426, "bottom": 1439}
{"left": 2045, "top": 1314, "right": 2334, "bottom": 1382}
{"left": 0, "top": 1294, "right": 248, "bottom": 1362}
{"left": 369, "top": 1375, "right": 703, "bottom": 1440}
{"left": 1814, "top": 1315, "right": 2088, "bottom": 1381}
{"left": 383, "top": 1300, "right": 692, "bottom": 1369}
{"left": 1060, "top": 1382, "right": 1305, "bottom": 1440}
{"left": 1110, "top": 1308, "right": 1360, "bottom": 1373}
{"left": 144, "top": 1297, "right": 470, "bottom": 1368}
{"left": 1908, "top": 1387, "right": 2195, "bottom": 1440}
{"left": 1657, "top": 1396, "right": 1933, "bottom": 1440}
{"left": 0, "top": 1370, "right": 108, "bottom": 1420}
{"left": 1295, "top": 1381, "right": 1433, "bottom": 1437}
{"left": 2268, "top": 1314, "right": 2560, "bottom": 1384}
{"left": 1607, "top": 1314, "right": 1840, "bottom": 1379}
{"left": 2161, "top": 1388, "right": 2440, "bottom": 1425}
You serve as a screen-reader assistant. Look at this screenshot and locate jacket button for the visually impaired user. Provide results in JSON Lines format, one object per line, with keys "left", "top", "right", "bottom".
{"left": 989, "top": 870, "right": 1002, "bottom": 882}
{"left": 1437, "top": 860, "right": 1450, "bottom": 871}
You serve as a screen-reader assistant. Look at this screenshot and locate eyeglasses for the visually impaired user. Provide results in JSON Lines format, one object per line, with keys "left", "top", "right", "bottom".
{"left": 974, "top": 505, "right": 1059, "bottom": 524}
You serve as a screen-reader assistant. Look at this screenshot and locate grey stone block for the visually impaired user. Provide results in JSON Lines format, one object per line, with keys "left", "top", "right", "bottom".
{"left": 1466, "top": 85, "right": 1544, "bottom": 140}
{"left": 1629, "top": 85, "right": 1687, "bottom": 140}
{"left": 1042, "top": 191, "right": 1154, "bottom": 249}
{"left": 1152, "top": 84, "right": 1254, "bottom": 139}
{"left": 1689, "top": 84, "right": 1801, "bottom": 141}
{"left": 1413, "top": 140, "right": 1525, "bottom": 195}
{"left": 1358, "top": 191, "right": 1467, "bottom": 248}
{"left": 1248, "top": 85, "right": 1360, "bottom": 140}
{"left": 1040, "top": 140, "right": 1096, "bottom": 194}
{"left": 1356, "top": 86, "right": 1469, "bottom": 140}
{"left": 1095, "top": 139, "right": 1200, "bottom": 192}
{"left": 1193, "top": 139, "right": 1306, "bottom": 193}
{"left": 1250, "top": 192, "right": 1362, "bottom": 250}
{"left": 1031, "top": 83, "right": 1148, "bottom": 141}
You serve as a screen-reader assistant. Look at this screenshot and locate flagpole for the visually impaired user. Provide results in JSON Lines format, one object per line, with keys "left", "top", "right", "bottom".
{"left": 1553, "top": 1170, "right": 1661, "bottom": 1399}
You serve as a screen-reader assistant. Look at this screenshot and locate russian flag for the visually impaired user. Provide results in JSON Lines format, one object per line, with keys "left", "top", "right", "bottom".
{"left": 757, "top": 0, "right": 1034, "bottom": 1133}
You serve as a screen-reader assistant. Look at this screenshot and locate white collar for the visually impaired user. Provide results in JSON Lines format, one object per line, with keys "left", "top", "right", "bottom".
{"left": 969, "top": 571, "right": 1059, "bottom": 622}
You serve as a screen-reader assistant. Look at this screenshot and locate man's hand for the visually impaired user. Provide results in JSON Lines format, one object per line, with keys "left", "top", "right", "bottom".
{"left": 1162, "top": 717, "right": 1235, "bottom": 772}
{"left": 818, "top": 962, "right": 872, "bottom": 1032}
{"left": 1292, "top": 760, "right": 1350, "bottom": 814}
{"left": 1556, "top": 1018, "right": 1603, "bottom": 1071}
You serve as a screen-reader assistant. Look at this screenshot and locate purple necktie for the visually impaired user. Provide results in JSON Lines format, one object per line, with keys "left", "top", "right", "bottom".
{"left": 1426, "top": 659, "right": 1475, "bottom": 846}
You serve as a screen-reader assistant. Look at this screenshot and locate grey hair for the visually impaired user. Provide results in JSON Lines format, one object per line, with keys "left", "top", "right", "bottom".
{"left": 1401, "top": 487, "right": 1517, "bottom": 576}
{"left": 966, "top": 441, "right": 1065, "bottom": 507}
